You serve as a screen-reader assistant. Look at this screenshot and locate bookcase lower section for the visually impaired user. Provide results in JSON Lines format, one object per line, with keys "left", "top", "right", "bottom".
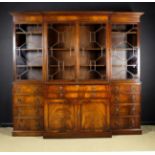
{"left": 12, "top": 82, "right": 142, "bottom": 138}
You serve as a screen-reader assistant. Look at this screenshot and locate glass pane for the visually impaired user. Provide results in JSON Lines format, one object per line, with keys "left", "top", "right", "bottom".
{"left": 111, "top": 24, "right": 138, "bottom": 80}
{"left": 79, "top": 24, "right": 106, "bottom": 80}
{"left": 15, "top": 24, "right": 43, "bottom": 80}
{"left": 48, "top": 24, "right": 75, "bottom": 80}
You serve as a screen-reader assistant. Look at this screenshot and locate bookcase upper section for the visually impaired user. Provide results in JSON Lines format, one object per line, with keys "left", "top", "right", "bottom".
{"left": 11, "top": 11, "right": 143, "bottom": 82}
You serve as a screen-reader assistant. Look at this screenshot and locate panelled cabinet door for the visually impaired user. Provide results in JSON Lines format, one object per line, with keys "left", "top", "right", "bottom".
{"left": 79, "top": 100, "right": 110, "bottom": 131}
{"left": 47, "top": 100, "right": 75, "bottom": 132}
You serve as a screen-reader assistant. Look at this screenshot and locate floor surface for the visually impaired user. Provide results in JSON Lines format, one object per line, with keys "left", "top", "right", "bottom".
{"left": 0, "top": 126, "right": 155, "bottom": 152}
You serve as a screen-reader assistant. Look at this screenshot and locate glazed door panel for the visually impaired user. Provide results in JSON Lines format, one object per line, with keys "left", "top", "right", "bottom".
{"left": 47, "top": 100, "right": 75, "bottom": 132}
{"left": 111, "top": 24, "right": 139, "bottom": 80}
{"left": 15, "top": 24, "right": 43, "bottom": 80}
{"left": 47, "top": 23, "right": 76, "bottom": 81}
{"left": 79, "top": 100, "right": 110, "bottom": 131}
{"left": 79, "top": 23, "right": 107, "bottom": 81}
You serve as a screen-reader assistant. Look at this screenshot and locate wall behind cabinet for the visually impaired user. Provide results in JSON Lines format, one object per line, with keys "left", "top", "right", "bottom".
{"left": 0, "top": 2, "right": 155, "bottom": 125}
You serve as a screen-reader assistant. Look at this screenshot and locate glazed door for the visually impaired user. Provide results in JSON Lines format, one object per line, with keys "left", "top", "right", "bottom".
{"left": 47, "top": 22, "right": 108, "bottom": 82}
{"left": 15, "top": 24, "right": 43, "bottom": 80}
{"left": 47, "top": 23, "right": 76, "bottom": 81}
{"left": 79, "top": 23, "right": 108, "bottom": 81}
{"left": 79, "top": 100, "right": 110, "bottom": 132}
{"left": 111, "top": 24, "right": 139, "bottom": 80}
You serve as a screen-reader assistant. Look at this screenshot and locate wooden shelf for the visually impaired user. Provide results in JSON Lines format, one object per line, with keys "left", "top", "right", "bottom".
{"left": 112, "top": 64, "right": 137, "bottom": 67}
{"left": 49, "top": 65, "right": 75, "bottom": 67}
{"left": 112, "top": 48, "right": 138, "bottom": 51}
{"left": 49, "top": 48, "right": 74, "bottom": 51}
{"left": 16, "top": 48, "right": 42, "bottom": 51}
{"left": 112, "top": 31, "right": 137, "bottom": 35}
{"left": 16, "top": 32, "right": 42, "bottom": 35}
{"left": 17, "top": 65, "right": 42, "bottom": 68}
{"left": 80, "top": 48, "right": 105, "bottom": 51}
{"left": 80, "top": 65, "right": 106, "bottom": 67}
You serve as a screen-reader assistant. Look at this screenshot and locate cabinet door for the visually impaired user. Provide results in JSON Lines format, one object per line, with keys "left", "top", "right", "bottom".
{"left": 111, "top": 24, "right": 139, "bottom": 80}
{"left": 47, "top": 23, "right": 76, "bottom": 81}
{"left": 79, "top": 23, "right": 107, "bottom": 81}
{"left": 46, "top": 100, "right": 75, "bottom": 132}
{"left": 15, "top": 24, "right": 43, "bottom": 80}
{"left": 79, "top": 100, "right": 110, "bottom": 131}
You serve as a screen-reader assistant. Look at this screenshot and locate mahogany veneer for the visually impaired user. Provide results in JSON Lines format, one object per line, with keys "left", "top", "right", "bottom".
{"left": 11, "top": 11, "right": 143, "bottom": 138}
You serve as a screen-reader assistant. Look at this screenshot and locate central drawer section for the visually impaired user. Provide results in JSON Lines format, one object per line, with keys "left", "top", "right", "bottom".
{"left": 44, "top": 84, "right": 110, "bottom": 134}
{"left": 46, "top": 85, "right": 109, "bottom": 99}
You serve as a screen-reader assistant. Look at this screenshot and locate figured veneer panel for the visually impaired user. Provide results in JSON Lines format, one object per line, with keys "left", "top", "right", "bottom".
{"left": 47, "top": 101, "right": 75, "bottom": 132}
{"left": 80, "top": 100, "right": 110, "bottom": 131}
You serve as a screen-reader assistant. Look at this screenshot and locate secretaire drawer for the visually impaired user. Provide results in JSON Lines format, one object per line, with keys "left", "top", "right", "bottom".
{"left": 47, "top": 85, "right": 109, "bottom": 92}
{"left": 46, "top": 92, "right": 109, "bottom": 99}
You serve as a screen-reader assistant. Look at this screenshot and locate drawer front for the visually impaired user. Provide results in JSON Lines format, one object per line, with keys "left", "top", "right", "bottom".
{"left": 47, "top": 92, "right": 109, "bottom": 99}
{"left": 13, "top": 96, "right": 43, "bottom": 106}
{"left": 13, "top": 84, "right": 43, "bottom": 95}
{"left": 111, "top": 94, "right": 140, "bottom": 103}
{"left": 111, "top": 104, "right": 140, "bottom": 116}
{"left": 14, "top": 118, "right": 43, "bottom": 130}
{"left": 111, "top": 84, "right": 140, "bottom": 94}
{"left": 111, "top": 117, "right": 140, "bottom": 130}
{"left": 14, "top": 106, "right": 43, "bottom": 118}
{"left": 47, "top": 85, "right": 109, "bottom": 92}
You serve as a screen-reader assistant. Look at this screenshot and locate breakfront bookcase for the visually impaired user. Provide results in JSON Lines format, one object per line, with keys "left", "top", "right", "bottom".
{"left": 11, "top": 11, "right": 143, "bottom": 138}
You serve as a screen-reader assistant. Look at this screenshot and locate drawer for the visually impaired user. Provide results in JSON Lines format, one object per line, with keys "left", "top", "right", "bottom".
{"left": 111, "top": 104, "right": 140, "bottom": 116}
{"left": 111, "top": 94, "right": 140, "bottom": 103}
{"left": 13, "top": 96, "right": 43, "bottom": 106}
{"left": 47, "top": 92, "right": 109, "bottom": 99}
{"left": 14, "top": 106, "right": 43, "bottom": 118}
{"left": 47, "top": 85, "right": 108, "bottom": 92}
{"left": 111, "top": 116, "right": 140, "bottom": 130}
{"left": 111, "top": 84, "right": 140, "bottom": 94}
{"left": 14, "top": 118, "right": 43, "bottom": 130}
{"left": 13, "top": 84, "right": 43, "bottom": 95}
